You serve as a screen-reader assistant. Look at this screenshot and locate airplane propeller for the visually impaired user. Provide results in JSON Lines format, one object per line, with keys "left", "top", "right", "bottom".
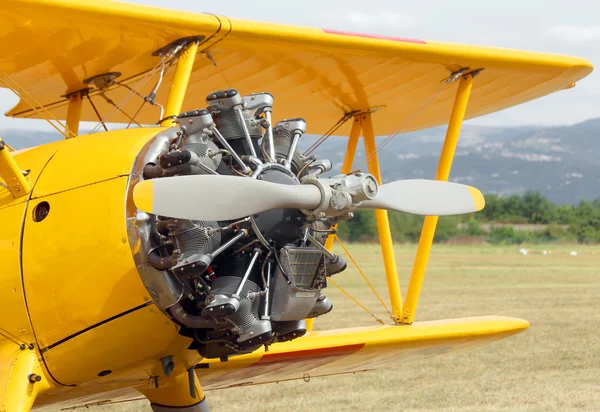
{"left": 133, "top": 175, "right": 485, "bottom": 221}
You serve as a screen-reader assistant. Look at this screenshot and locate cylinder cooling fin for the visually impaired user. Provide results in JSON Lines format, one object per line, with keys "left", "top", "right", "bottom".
{"left": 127, "top": 88, "right": 348, "bottom": 359}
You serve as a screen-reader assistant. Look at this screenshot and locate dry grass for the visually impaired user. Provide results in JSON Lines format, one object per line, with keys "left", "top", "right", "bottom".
{"left": 101, "top": 244, "right": 600, "bottom": 411}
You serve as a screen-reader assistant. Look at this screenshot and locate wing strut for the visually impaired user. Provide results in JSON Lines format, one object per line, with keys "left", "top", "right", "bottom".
{"left": 362, "top": 112, "right": 404, "bottom": 322}
{"left": 321, "top": 113, "right": 405, "bottom": 324}
{"left": 65, "top": 92, "right": 83, "bottom": 138}
{"left": 160, "top": 41, "right": 200, "bottom": 126}
{"left": 0, "top": 137, "right": 31, "bottom": 197}
{"left": 0, "top": 345, "right": 51, "bottom": 412}
{"left": 316, "top": 69, "right": 477, "bottom": 327}
{"left": 402, "top": 71, "right": 476, "bottom": 324}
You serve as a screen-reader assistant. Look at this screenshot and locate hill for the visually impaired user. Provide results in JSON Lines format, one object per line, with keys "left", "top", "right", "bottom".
{"left": 300, "top": 118, "right": 600, "bottom": 205}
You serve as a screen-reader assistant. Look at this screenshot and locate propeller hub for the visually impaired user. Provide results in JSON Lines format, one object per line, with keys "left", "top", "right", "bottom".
{"left": 253, "top": 169, "right": 304, "bottom": 245}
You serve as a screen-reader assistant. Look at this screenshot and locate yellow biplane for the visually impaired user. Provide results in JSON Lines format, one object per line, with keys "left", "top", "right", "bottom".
{"left": 0, "top": 1, "right": 593, "bottom": 411}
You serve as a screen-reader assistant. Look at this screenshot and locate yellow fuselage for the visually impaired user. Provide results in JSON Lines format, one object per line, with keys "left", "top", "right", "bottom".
{"left": 0, "top": 128, "right": 198, "bottom": 405}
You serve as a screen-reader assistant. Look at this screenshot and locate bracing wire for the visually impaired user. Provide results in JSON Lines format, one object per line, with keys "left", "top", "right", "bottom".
{"left": 303, "top": 111, "right": 358, "bottom": 156}
{"left": 205, "top": 51, "right": 232, "bottom": 88}
{"left": 327, "top": 277, "right": 384, "bottom": 325}
{"left": 0, "top": 68, "right": 71, "bottom": 138}
{"left": 0, "top": 325, "right": 28, "bottom": 348}
{"left": 363, "top": 82, "right": 448, "bottom": 166}
{"left": 89, "top": 60, "right": 164, "bottom": 134}
{"left": 334, "top": 236, "right": 392, "bottom": 318}
{"left": 86, "top": 94, "right": 108, "bottom": 132}
{"left": 98, "top": 92, "right": 142, "bottom": 128}
{"left": 305, "top": 81, "right": 447, "bottom": 161}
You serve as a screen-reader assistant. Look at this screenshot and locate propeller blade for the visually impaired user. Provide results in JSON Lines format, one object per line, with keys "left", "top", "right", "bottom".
{"left": 133, "top": 175, "right": 322, "bottom": 221}
{"left": 358, "top": 179, "right": 485, "bottom": 215}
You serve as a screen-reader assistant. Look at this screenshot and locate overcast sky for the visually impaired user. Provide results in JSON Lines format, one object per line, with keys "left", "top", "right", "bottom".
{"left": 0, "top": 0, "right": 597, "bottom": 131}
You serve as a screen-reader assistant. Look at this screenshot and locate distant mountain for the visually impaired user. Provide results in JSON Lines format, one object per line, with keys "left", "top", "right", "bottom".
{"left": 2, "top": 129, "right": 63, "bottom": 150}
{"left": 3, "top": 119, "right": 599, "bottom": 205}
{"left": 300, "top": 119, "right": 600, "bottom": 205}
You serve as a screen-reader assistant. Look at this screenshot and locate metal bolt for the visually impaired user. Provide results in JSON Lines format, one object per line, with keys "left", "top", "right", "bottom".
{"left": 28, "top": 374, "right": 41, "bottom": 384}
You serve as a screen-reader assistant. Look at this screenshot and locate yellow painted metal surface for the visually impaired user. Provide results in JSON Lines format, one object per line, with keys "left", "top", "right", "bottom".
{"left": 65, "top": 93, "right": 83, "bottom": 138}
{"left": 0, "top": 204, "right": 33, "bottom": 349}
{"left": 161, "top": 42, "right": 200, "bottom": 126}
{"left": 32, "top": 304, "right": 200, "bottom": 409}
{"left": 0, "top": 141, "right": 64, "bottom": 210}
{"left": 31, "top": 128, "right": 162, "bottom": 198}
{"left": 0, "top": 0, "right": 227, "bottom": 127}
{"left": 39, "top": 305, "right": 195, "bottom": 386}
{"left": 194, "top": 316, "right": 529, "bottom": 390}
{"left": 23, "top": 177, "right": 151, "bottom": 348}
{"left": 403, "top": 74, "right": 474, "bottom": 324}
{"left": 362, "top": 113, "right": 403, "bottom": 323}
{"left": 138, "top": 371, "right": 205, "bottom": 408}
{"left": 0, "top": 1, "right": 592, "bottom": 136}
{"left": 30, "top": 316, "right": 528, "bottom": 411}
{"left": 0, "top": 138, "right": 32, "bottom": 198}
{"left": 1, "top": 347, "right": 51, "bottom": 412}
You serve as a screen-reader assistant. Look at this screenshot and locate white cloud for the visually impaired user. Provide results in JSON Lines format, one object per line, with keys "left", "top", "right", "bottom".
{"left": 346, "top": 11, "right": 417, "bottom": 30}
{"left": 548, "top": 25, "right": 600, "bottom": 44}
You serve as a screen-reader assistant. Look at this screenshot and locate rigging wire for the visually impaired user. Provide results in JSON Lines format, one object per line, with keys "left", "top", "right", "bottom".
{"left": 0, "top": 325, "right": 28, "bottom": 348}
{"left": 205, "top": 51, "right": 232, "bottom": 88}
{"left": 127, "top": 100, "right": 149, "bottom": 129}
{"left": 327, "top": 277, "right": 384, "bottom": 325}
{"left": 0, "top": 68, "right": 71, "bottom": 139}
{"left": 89, "top": 59, "right": 165, "bottom": 134}
{"left": 86, "top": 94, "right": 108, "bottom": 132}
{"left": 363, "top": 82, "right": 448, "bottom": 166}
{"left": 333, "top": 236, "right": 392, "bottom": 318}
{"left": 124, "top": 55, "right": 173, "bottom": 128}
{"left": 303, "top": 111, "right": 358, "bottom": 156}
{"left": 98, "top": 92, "right": 142, "bottom": 128}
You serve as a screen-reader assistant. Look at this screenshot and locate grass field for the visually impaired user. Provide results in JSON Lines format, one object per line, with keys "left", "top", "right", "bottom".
{"left": 102, "top": 244, "right": 600, "bottom": 411}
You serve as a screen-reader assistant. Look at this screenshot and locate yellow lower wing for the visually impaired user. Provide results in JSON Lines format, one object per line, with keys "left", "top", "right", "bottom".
{"left": 26, "top": 316, "right": 527, "bottom": 411}
{"left": 196, "top": 316, "right": 528, "bottom": 390}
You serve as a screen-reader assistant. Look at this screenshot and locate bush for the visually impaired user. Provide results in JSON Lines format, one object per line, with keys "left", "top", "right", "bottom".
{"left": 336, "top": 193, "right": 600, "bottom": 244}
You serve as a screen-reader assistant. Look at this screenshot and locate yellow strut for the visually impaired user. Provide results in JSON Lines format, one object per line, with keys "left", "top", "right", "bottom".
{"left": 65, "top": 92, "right": 83, "bottom": 138}
{"left": 1, "top": 349, "right": 51, "bottom": 411}
{"left": 362, "top": 112, "right": 403, "bottom": 323}
{"left": 402, "top": 73, "right": 475, "bottom": 324}
{"left": 160, "top": 41, "right": 199, "bottom": 127}
{"left": 324, "top": 117, "right": 362, "bottom": 250}
{"left": 0, "top": 137, "right": 31, "bottom": 197}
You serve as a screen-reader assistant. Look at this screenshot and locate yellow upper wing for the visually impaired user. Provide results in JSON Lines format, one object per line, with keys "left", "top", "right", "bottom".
{"left": 0, "top": 0, "right": 593, "bottom": 135}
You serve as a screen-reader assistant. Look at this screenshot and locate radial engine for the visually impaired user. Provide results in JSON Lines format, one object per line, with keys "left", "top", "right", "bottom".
{"left": 127, "top": 89, "right": 377, "bottom": 359}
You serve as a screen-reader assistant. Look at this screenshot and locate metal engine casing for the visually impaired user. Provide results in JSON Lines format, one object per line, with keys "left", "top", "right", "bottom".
{"left": 159, "top": 219, "right": 221, "bottom": 277}
{"left": 269, "top": 246, "right": 326, "bottom": 321}
{"left": 166, "top": 133, "right": 222, "bottom": 176}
